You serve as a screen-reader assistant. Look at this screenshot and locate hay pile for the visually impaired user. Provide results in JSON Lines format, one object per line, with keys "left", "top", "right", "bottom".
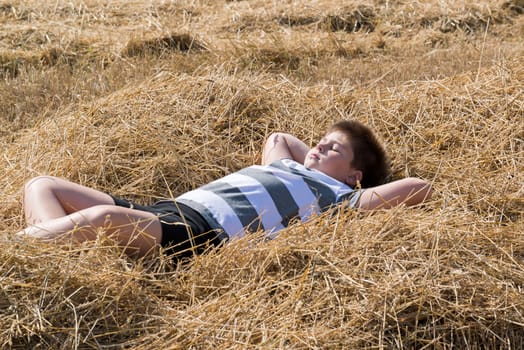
{"left": 1, "top": 0, "right": 523, "bottom": 348}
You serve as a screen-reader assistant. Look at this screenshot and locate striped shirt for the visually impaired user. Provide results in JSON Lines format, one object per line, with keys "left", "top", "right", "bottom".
{"left": 176, "top": 159, "right": 360, "bottom": 239}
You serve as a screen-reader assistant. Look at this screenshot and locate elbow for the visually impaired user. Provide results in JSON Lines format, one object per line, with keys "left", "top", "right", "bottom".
{"left": 264, "top": 132, "right": 285, "bottom": 147}
{"left": 262, "top": 132, "right": 289, "bottom": 165}
{"left": 267, "top": 131, "right": 286, "bottom": 138}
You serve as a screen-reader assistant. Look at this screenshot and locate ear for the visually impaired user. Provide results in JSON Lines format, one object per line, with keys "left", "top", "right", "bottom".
{"left": 345, "top": 170, "right": 363, "bottom": 187}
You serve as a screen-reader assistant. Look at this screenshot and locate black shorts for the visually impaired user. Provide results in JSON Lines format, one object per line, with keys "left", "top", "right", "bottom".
{"left": 111, "top": 196, "right": 226, "bottom": 261}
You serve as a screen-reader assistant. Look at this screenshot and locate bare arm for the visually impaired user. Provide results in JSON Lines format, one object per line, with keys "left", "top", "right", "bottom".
{"left": 261, "top": 132, "right": 309, "bottom": 165}
{"left": 358, "top": 177, "right": 433, "bottom": 210}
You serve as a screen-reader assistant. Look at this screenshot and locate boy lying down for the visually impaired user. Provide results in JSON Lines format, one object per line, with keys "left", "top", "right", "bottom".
{"left": 18, "top": 120, "right": 432, "bottom": 262}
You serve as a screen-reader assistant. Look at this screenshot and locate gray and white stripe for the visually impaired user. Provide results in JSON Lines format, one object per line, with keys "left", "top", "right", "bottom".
{"left": 177, "top": 159, "right": 359, "bottom": 239}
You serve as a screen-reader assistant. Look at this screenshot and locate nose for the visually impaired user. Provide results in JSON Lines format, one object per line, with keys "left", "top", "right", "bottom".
{"left": 317, "top": 142, "right": 327, "bottom": 153}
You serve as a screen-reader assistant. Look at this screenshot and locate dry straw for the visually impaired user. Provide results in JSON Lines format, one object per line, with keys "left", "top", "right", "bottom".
{"left": 1, "top": 0, "right": 523, "bottom": 348}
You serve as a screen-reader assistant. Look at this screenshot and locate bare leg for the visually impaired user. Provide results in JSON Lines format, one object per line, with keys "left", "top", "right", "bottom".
{"left": 20, "top": 205, "right": 163, "bottom": 258}
{"left": 23, "top": 176, "right": 115, "bottom": 225}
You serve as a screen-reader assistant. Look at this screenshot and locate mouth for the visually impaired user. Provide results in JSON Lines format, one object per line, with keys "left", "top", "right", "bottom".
{"left": 310, "top": 153, "right": 320, "bottom": 160}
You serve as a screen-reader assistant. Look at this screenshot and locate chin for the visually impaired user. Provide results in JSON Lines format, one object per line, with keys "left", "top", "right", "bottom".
{"left": 304, "top": 161, "right": 318, "bottom": 170}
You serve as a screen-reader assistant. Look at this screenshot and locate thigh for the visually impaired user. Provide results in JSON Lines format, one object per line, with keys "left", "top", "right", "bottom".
{"left": 27, "top": 204, "right": 164, "bottom": 258}
{"left": 87, "top": 205, "right": 163, "bottom": 258}
{"left": 25, "top": 176, "right": 115, "bottom": 214}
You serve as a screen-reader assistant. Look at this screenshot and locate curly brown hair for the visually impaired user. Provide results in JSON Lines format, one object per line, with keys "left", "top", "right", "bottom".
{"left": 330, "top": 120, "right": 391, "bottom": 188}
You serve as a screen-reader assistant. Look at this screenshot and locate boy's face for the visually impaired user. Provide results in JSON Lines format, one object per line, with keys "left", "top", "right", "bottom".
{"left": 304, "top": 130, "right": 362, "bottom": 186}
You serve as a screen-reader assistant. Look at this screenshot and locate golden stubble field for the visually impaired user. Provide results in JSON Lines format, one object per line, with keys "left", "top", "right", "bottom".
{"left": 0, "top": 0, "right": 523, "bottom": 348}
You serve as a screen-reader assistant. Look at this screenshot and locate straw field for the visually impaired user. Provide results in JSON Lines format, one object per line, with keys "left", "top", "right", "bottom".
{"left": 0, "top": 0, "right": 523, "bottom": 348}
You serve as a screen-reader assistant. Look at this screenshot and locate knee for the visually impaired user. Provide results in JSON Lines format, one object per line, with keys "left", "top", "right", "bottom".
{"left": 24, "top": 175, "right": 61, "bottom": 194}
